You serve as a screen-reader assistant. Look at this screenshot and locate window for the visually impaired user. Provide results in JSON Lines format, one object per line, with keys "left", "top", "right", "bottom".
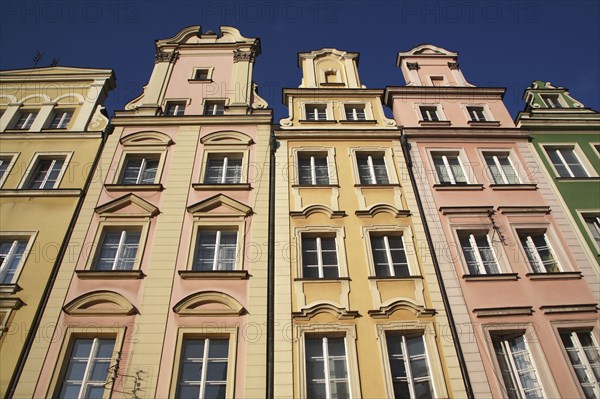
{"left": 541, "top": 94, "right": 563, "bottom": 108}
{"left": 344, "top": 105, "right": 366, "bottom": 121}
{"left": 49, "top": 110, "right": 73, "bottom": 129}
{"left": 583, "top": 214, "right": 600, "bottom": 248}
{"left": 119, "top": 155, "right": 159, "bottom": 184}
{"left": 545, "top": 147, "right": 589, "bottom": 178}
{"left": 57, "top": 337, "right": 115, "bottom": 399}
{"left": 93, "top": 228, "right": 141, "bottom": 270}
{"left": 432, "top": 152, "right": 468, "bottom": 184}
{"left": 385, "top": 333, "right": 434, "bottom": 399}
{"left": 203, "top": 154, "right": 242, "bottom": 184}
{"left": 419, "top": 106, "right": 439, "bottom": 122}
{"left": 301, "top": 235, "right": 339, "bottom": 278}
{"left": 518, "top": 231, "right": 560, "bottom": 273}
{"left": 458, "top": 231, "right": 500, "bottom": 274}
{"left": 204, "top": 101, "right": 225, "bottom": 116}
{"left": 560, "top": 330, "right": 600, "bottom": 399}
{"left": 324, "top": 71, "right": 337, "bottom": 84}
{"left": 370, "top": 234, "right": 409, "bottom": 277}
{"left": 176, "top": 337, "right": 229, "bottom": 399}
{"left": 25, "top": 156, "right": 65, "bottom": 189}
{"left": 305, "top": 336, "right": 350, "bottom": 399}
{"left": 466, "top": 106, "right": 487, "bottom": 122}
{"left": 484, "top": 153, "right": 520, "bottom": 184}
{"left": 430, "top": 77, "right": 443, "bottom": 86}
{"left": 357, "top": 153, "right": 389, "bottom": 184}
{"left": 306, "top": 104, "right": 328, "bottom": 121}
{"left": 192, "top": 229, "right": 237, "bottom": 271}
{"left": 492, "top": 333, "right": 545, "bottom": 399}
{"left": 193, "top": 69, "right": 210, "bottom": 80}
{"left": 298, "top": 153, "right": 329, "bottom": 185}
{"left": 0, "top": 239, "right": 28, "bottom": 284}
{"left": 165, "top": 101, "right": 186, "bottom": 116}
{"left": 0, "top": 155, "right": 13, "bottom": 184}
{"left": 13, "top": 110, "right": 37, "bottom": 129}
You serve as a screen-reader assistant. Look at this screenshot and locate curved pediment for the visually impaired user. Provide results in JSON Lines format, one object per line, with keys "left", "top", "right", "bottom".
{"left": 120, "top": 131, "right": 174, "bottom": 146}
{"left": 200, "top": 130, "right": 253, "bottom": 145}
{"left": 355, "top": 204, "right": 410, "bottom": 218}
{"left": 290, "top": 205, "right": 345, "bottom": 219}
{"left": 173, "top": 291, "right": 245, "bottom": 316}
{"left": 157, "top": 26, "right": 256, "bottom": 46}
{"left": 64, "top": 291, "right": 137, "bottom": 316}
{"left": 54, "top": 93, "right": 85, "bottom": 105}
{"left": 95, "top": 194, "right": 159, "bottom": 218}
{"left": 293, "top": 302, "right": 359, "bottom": 320}
{"left": 368, "top": 299, "right": 435, "bottom": 319}
{"left": 404, "top": 44, "right": 458, "bottom": 57}
{"left": 187, "top": 194, "right": 252, "bottom": 217}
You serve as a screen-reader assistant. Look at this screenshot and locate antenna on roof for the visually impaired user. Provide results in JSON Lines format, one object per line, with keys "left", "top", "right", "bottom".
{"left": 32, "top": 50, "right": 43, "bottom": 67}
{"left": 50, "top": 58, "right": 60, "bottom": 66}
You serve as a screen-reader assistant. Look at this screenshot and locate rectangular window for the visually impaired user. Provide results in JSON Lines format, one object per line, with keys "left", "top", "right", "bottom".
{"left": 165, "top": 101, "right": 186, "bottom": 116}
{"left": 560, "top": 330, "right": 600, "bottom": 399}
{"left": 58, "top": 337, "right": 115, "bottom": 399}
{"left": 0, "top": 156, "right": 12, "bottom": 182}
{"left": 546, "top": 147, "right": 589, "bottom": 178}
{"left": 93, "top": 229, "right": 141, "bottom": 270}
{"left": 298, "top": 153, "right": 329, "bottom": 185}
{"left": 370, "top": 234, "right": 409, "bottom": 277}
{"left": 386, "top": 333, "right": 434, "bottom": 399}
{"left": 467, "top": 106, "right": 487, "bottom": 122}
{"left": 583, "top": 214, "right": 600, "bottom": 248}
{"left": 49, "top": 110, "right": 73, "bottom": 129}
{"left": 119, "top": 155, "right": 160, "bottom": 184}
{"left": 193, "top": 230, "right": 237, "bottom": 271}
{"left": 302, "top": 235, "right": 339, "bottom": 278}
{"left": 203, "top": 154, "right": 242, "bottom": 184}
{"left": 0, "top": 239, "right": 28, "bottom": 284}
{"left": 324, "top": 71, "right": 337, "bottom": 83}
{"left": 305, "top": 336, "right": 350, "bottom": 399}
{"left": 193, "top": 69, "right": 210, "bottom": 80}
{"left": 204, "top": 101, "right": 225, "bottom": 116}
{"left": 357, "top": 153, "right": 389, "bottom": 184}
{"left": 541, "top": 94, "right": 563, "bottom": 108}
{"left": 419, "top": 106, "right": 439, "bottom": 122}
{"left": 492, "top": 334, "right": 545, "bottom": 399}
{"left": 306, "top": 104, "right": 328, "bottom": 121}
{"left": 432, "top": 152, "right": 468, "bottom": 184}
{"left": 344, "top": 105, "right": 366, "bottom": 121}
{"left": 14, "top": 111, "right": 37, "bottom": 129}
{"left": 176, "top": 337, "right": 229, "bottom": 399}
{"left": 458, "top": 232, "right": 500, "bottom": 274}
{"left": 484, "top": 153, "right": 520, "bottom": 184}
{"left": 25, "top": 157, "right": 65, "bottom": 189}
{"left": 430, "top": 77, "right": 444, "bottom": 87}
{"left": 518, "top": 231, "right": 560, "bottom": 273}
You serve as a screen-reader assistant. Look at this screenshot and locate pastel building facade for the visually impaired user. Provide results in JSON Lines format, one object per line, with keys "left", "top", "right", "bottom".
{"left": 274, "top": 48, "right": 467, "bottom": 399}
{"left": 385, "top": 45, "right": 600, "bottom": 399}
{"left": 517, "top": 81, "right": 600, "bottom": 268}
{"left": 14, "top": 26, "right": 272, "bottom": 399}
{"left": 0, "top": 67, "right": 114, "bottom": 398}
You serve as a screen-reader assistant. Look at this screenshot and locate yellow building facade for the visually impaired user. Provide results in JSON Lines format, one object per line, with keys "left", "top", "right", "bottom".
{"left": 274, "top": 49, "right": 468, "bottom": 398}
{"left": 0, "top": 67, "right": 115, "bottom": 398}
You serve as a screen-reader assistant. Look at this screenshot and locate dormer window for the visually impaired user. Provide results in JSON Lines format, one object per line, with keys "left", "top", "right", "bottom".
{"left": 204, "top": 101, "right": 225, "bottom": 116}
{"left": 466, "top": 106, "right": 487, "bottom": 122}
{"left": 305, "top": 104, "right": 328, "bottom": 121}
{"left": 165, "top": 101, "right": 186, "bottom": 116}
{"left": 541, "top": 94, "right": 563, "bottom": 108}
{"left": 14, "top": 111, "right": 37, "bottom": 130}
{"left": 431, "top": 76, "right": 444, "bottom": 86}
{"left": 344, "top": 104, "right": 366, "bottom": 121}
{"left": 49, "top": 110, "right": 73, "bottom": 129}
{"left": 419, "top": 106, "right": 440, "bottom": 122}
{"left": 324, "top": 70, "right": 337, "bottom": 83}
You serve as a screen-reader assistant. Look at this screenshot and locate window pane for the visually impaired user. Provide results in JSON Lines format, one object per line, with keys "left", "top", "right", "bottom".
{"left": 204, "top": 384, "right": 226, "bottom": 399}
{"left": 121, "top": 158, "right": 143, "bottom": 184}
{"left": 298, "top": 156, "right": 313, "bottom": 185}
{"left": 447, "top": 156, "right": 467, "bottom": 183}
{"left": 313, "top": 156, "right": 330, "bottom": 184}
{"left": 141, "top": 158, "right": 159, "bottom": 184}
{"left": 371, "top": 156, "right": 389, "bottom": 184}
{"left": 433, "top": 156, "right": 451, "bottom": 183}
{"left": 357, "top": 155, "right": 372, "bottom": 184}
{"left": 0, "top": 240, "right": 27, "bottom": 284}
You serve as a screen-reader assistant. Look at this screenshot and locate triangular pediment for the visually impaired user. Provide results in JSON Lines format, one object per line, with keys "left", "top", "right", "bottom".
{"left": 95, "top": 194, "right": 159, "bottom": 218}
{"left": 187, "top": 194, "right": 252, "bottom": 217}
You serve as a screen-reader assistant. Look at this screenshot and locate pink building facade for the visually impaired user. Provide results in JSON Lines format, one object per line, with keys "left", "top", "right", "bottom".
{"left": 385, "top": 45, "right": 600, "bottom": 399}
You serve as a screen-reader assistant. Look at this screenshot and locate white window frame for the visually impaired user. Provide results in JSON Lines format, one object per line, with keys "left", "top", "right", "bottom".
{"left": 18, "top": 152, "right": 72, "bottom": 190}
{"left": 559, "top": 329, "right": 600, "bottom": 398}
{"left": 0, "top": 233, "right": 36, "bottom": 285}
{"left": 297, "top": 152, "right": 330, "bottom": 185}
{"left": 13, "top": 110, "right": 38, "bottom": 130}
{"left": 369, "top": 234, "right": 410, "bottom": 277}
{"left": 187, "top": 221, "right": 245, "bottom": 272}
{"left": 118, "top": 154, "right": 161, "bottom": 185}
{"left": 356, "top": 153, "right": 389, "bottom": 185}
{"left": 362, "top": 226, "right": 419, "bottom": 278}
{"left": 542, "top": 144, "right": 594, "bottom": 178}
{"left": 202, "top": 153, "right": 244, "bottom": 184}
{"left": 164, "top": 100, "right": 187, "bottom": 116}
{"left": 92, "top": 228, "right": 142, "bottom": 271}
{"left": 429, "top": 150, "right": 470, "bottom": 185}
{"left": 192, "top": 229, "right": 238, "bottom": 271}
{"left": 480, "top": 150, "right": 522, "bottom": 185}
{"left": 190, "top": 66, "right": 214, "bottom": 81}
{"left": 457, "top": 230, "right": 502, "bottom": 275}
{"left": 0, "top": 153, "right": 18, "bottom": 188}
{"left": 517, "top": 230, "right": 562, "bottom": 273}
{"left": 48, "top": 109, "right": 74, "bottom": 129}
{"left": 294, "top": 226, "right": 348, "bottom": 280}
{"left": 579, "top": 211, "right": 600, "bottom": 251}
{"left": 304, "top": 103, "right": 330, "bottom": 121}
{"left": 304, "top": 335, "right": 351, "bottom": 398}
{"left": 462, "top": 104, "right": 492, "bottom": 122}
{"left": 203, "top": 100, "right": 226, "bottom": 116}
{"left": 292, "top": 147, "right": 338, "bottom": 186}
{"left": 300, "top": 234, "right": 339, "bottom": 279}
{"left": 343, "top": 103, "right": 367, "bottom": 121}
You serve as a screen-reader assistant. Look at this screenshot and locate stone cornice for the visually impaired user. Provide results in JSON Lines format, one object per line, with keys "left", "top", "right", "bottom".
{"left": 282, "top": 87, "right": 386, "bottom": 102}
{"left": 402, "top": 127, "right": 527, "bottom": 138}
{"left": 384, "top": 86, "right": 506, "bottom": 104}
{"left": 111, "top": 113, "right": 273, "bottom": 126}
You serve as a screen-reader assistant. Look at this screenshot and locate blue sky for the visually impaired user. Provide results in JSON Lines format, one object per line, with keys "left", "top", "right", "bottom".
{"left": 1, "top": 0, "right": 598, "bottom": 120}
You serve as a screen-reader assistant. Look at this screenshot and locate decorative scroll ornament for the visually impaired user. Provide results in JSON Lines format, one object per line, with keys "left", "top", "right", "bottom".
{"left": 407, "top": 62, "right": 420, "bottom": 70}
{"left": 154, "top": 50, "right": 180, "bottom": 64}
{"left": 447, "top": 62, "right": 459, "bottom": 70}
{"left": 233, "top": 49, "right": 256, "bottom": 63}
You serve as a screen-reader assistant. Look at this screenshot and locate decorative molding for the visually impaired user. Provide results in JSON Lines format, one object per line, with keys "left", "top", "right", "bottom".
{"left": 173, "top": 291, "right": 245, "bottom": 316}
{"left": 355, "top": 204, "right": 410, "bottom": 218}
{"left": 75, "top": 270, "right": 145, "bottom": 280}
{"left": 525, "top": 271, "right": 582, "bottom": 280}
{"left": 447, "top": 62, "right": 459, "bottom": 70}
{"left": 63, "top": 291, "right": 137, "bottom": 316}
{"left": 463, "top": 273, "right": 519, "bottom": 282}
{"left": 233, "top": 49, "right": 256, "bottom": 63}
{"left": 539, "top": 304, "right": 598, "bottom": 314}
{"left": 473, "top": 306, "right": 534, "bottom": 318}
{"left": 290, "top": 204, "right": 346, "bottom": 219}
{"left": 95, "top": 193, "right": 160, "bottom": 218}
{"left": 178, "top": 270, "right": 250, "bottom": 280}
{"left": 497, "top": 206, "right": 551, "bottom": 215}
{"left": 439, "top": 206, "right": 494, "bottom": 215}
{"left": 0, "top": 297, "right": 24, "bottom": 309}
{"left": 0, "top": 189, "right": 82, "bottom": 198}
{"left": 154, "top": 50, "right": 179, "bottom": 64}
{"left": 432, "top": 184, "right": 484, "bottom": 191}
{"left": 369, "top": 299, "right": 436, "bottom": 319}
{"left": 192, "top": 183, "right": 251, "bottom": 191}
{"left": 187, "top": 194, "right": 252, "bottom": 218}
{"left": 407, "top": 62, "right": 420, "bottom": 70}
{"left": 0, "top": 284, "right": 21, "bottom": 295}
{"left": 292, "top": 302, "right": 359, "bottom": 320}
{"left": 104, "top": 184, "right": 164, "bottom": 192}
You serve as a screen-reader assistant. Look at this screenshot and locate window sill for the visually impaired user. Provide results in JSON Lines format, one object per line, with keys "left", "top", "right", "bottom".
{"left": 187, "top": 79, "right": 213, "bottom": 83}
{"left": 418, "top": 120, "right": 451, "bottom": 126}
{"left": 319, "top": 82, "right": 346, "bottom": 87}
{"left": 0, "top": 189, "right": 82, "bottom": 197}
{"left": 556, "top": 177, "right": 600, "bottom": 182}
{"left": 105, "top": 184, "right": 164, "bottom": 192}
{"left": 433, "top": 184, "right": 484, "bottom": 191}
{"left": 489, "top": 184, "right": 537, "bottom": 191}
{"left": 192, "top": 183, "right": 251, "bottom": 191}
{"left": 0, "top": 284, "right": 21, "bottom": 295}
{"left": 354, "top": 183, "right": 401, "bottom": 188}
{"left": 463, "top": 273, "right": 519, "bottom": 281}
{"left": 338, "top": 119, "right": 378, "bottom": 124}
{"left": 468, "top": 120, "right": 501, "bottom": 127}
{"left": 299, "top": 119, "right": 336, "bottom": 123}
{"left": 292, "top": 184, "right": 339, "bottom": 188}
{"left": 368, "top": 275, "right": 422, "bottom": 280}
{"left": 76, "top": 270, "right": 146, "bottom": 279}
{"left": 179, "top": 270, "right": 250, "bottom": 279}
{"left": 526, "top": 271, "right": 582, "bottom": 280}
{"left": 294, "top": 277, "right": 350, "bottom": 281}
